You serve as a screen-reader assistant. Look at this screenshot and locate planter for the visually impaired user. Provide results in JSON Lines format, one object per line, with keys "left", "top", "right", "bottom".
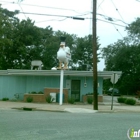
{"left": 24, "top": 94, "right": 45, "bottom": 103}
{"left": 24, "top": 88, "right": 69, "bottom": 103}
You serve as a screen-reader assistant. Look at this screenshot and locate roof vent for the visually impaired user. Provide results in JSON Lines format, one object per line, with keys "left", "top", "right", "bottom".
{"left": 31, "top": 60, "right": 43, "bottom": 70}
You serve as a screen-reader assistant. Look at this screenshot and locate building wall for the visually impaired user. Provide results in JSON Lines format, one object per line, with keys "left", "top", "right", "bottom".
{"left": 64, "top": 76, "right": 103, "bottom": 101}
{"left": 0, "top": 76, "right": 26, "bottom": 100}
{"left": 25, "top": 76, "right": 60, "bottom": 93}
{"left": 0, "top": 75, "right": 103, "bottom": 101}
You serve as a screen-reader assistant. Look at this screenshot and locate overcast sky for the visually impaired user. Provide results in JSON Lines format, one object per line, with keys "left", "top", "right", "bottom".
{"left": 0, "top": 0, "right": 140, "bottom": 70}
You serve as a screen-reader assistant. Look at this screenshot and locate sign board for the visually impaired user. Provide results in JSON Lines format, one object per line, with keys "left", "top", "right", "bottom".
{"left": 110, "top": 73, "right": 119, "bottom": 84}
{"left": 66, "top": 80, "right": 71, "bottom": 89}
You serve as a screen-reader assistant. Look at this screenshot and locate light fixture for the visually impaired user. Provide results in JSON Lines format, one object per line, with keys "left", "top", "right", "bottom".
{"left": 84, "top": 77, "right": 87, "bottom": 87}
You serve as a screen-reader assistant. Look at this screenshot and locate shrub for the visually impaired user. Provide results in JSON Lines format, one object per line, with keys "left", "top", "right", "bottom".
{"left": 26, "top": 96, "right": 33, "bottom": 103}
{"left": 117, "top": 97, "right": 127, "bottom": 103}
{"left": 38, "top": 91, "right": 43, "bottom": 94}
{"left": 87, "top": 97, "right": 93, "bottom": 104}
{"left": 2, "top": 98, "right": 9, "bottom": 101}
{"left": 86, "top": 92, "right": 93, "bottom": 95}
{"left": 125, "top": 98, "right": 136, "bottom": 105}
{"left": 68, "top": 97, "right": 75, "bottom": 104}
{"left": 46, "top": 95, "right": 54, "bottom": 103}
{"left": 31, "top": 91, "right": 37, "bottom": 94}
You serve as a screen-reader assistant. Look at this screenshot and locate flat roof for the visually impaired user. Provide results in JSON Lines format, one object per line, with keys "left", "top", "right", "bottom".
{"left": 0, "top": 69, "right": 122, "bottom": 79}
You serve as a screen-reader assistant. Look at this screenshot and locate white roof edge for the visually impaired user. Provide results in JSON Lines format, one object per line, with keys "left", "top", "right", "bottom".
{"left": 2, "top": 69, "right": 122, "bottom": 78}
{"left": 0, "top": 69, "right": 124, "bottom": 79}
{"left": 0, "top": 70, "right": 8, "bottom": 75}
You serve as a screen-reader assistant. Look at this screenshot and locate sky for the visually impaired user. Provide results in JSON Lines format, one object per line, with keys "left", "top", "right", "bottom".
{"left": 0, "top": 0, "right": 140, "bottom": 70}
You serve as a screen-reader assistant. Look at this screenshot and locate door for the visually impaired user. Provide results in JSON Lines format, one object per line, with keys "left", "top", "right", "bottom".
{"left": 71, "top": 80, "right": 80, "bottom": 101}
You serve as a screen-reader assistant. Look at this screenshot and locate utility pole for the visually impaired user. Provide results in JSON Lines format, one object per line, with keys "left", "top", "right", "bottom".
{"left": 92, "top": 0, "right": 98, "bottom": 110}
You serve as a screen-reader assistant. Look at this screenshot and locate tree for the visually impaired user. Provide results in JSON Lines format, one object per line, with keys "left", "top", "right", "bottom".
{"left": 125, "top": 17, "right": 140, "bottom": 45}
{"left": 0, "top": 7, "right": 19, "bottom": 69}
{"left": 0, "top": 7, "right": 53, "bottom": 69}
{"left": 102, "top": 18, "right": 140, "bottom": 94}
{"left": 0, "top": 7, "right": 101, "bottom": 71}
{"left": 72, "top": 35, "right": 100, "bottom": 70}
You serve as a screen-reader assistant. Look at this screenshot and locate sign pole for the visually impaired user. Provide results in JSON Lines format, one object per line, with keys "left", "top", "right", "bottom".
{"left": 59, "top": 69, "right": 64, "bottom": 105}
{"left": 111, "top": 73, "right": 115, "bottom": 110}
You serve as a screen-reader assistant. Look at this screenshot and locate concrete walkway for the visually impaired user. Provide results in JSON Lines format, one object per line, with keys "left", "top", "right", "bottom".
{"left": 0, "top": 100, "right": 140, "bottom": 113}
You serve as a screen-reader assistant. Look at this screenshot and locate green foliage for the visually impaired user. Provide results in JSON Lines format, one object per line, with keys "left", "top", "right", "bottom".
{"left": 38, "top": 91, "right": 44, "bottom": 94}
{"left": 0, "top": 7, "right": 102, "bottom": 70}
{"left": 68, "top": 97, "right": 75, "bottom": 104}
{"left": 46, "top": 95, "right": 54, "bottom": 103}
{"left": 28, "top": 91, "right": 43, "bottom": 94}
{"left": 126, "top": 17, "right": 140, "bottom": 45}
{"left": 72, "top": 35, "right": 100, "bottom": 70}
{"left": 86, "top": 92, "right": 93, "bottom": 95}
{"left": 117, "top": 97, "right": 127, "bottom": 103}
{"left": 87, "top": 97, "right": 93, "bottom": 104}
{"left": 26, "top": 96, "right": 33, "bottom": 103}
{"left": 118, "top": 97, "right": 136, "bottom": 105}
{"left": 31, "top": 91, "right": 37, "bottom": 94}
{"left": 102, "top": 18, "right": 140, "bottom": 94}
{"left": 102, "top": 39, "right": 140, "bottom": 94}
{"left": 2, "top": 97, "right": 9, "bottom": 101}
{"left": 125, "top": 98, "right": 136, "bottom": 105}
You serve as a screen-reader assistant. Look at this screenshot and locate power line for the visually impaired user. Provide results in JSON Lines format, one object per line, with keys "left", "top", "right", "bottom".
{"left": 0, "top": 0, "right": 128, "bottom": 25}
{"left": 17, "top": 0, "right": 27, "bottom": 19}
{"left": 97, "top": 13, "right": 128, "bottom": 25}
{"left": 19, "top": 12, "right": 85, "bottom": 20}
{"left": 96, "top": 4, "right": 125, "bottom": 38}
{"left": 18, "top": 0, "right": 23, "bottom": 2}
{"left": 110, "top": 0, "right": 125, "bottom": 22}
{"left": 36, "top": 18, "right": 68, "bottom": 23}
{"left": 0, "top": 1, "right": 127, "bottom": 28}
{"left": 0, "top": 0, "right": 91, "bottom": 15}
{"left": 97, "top": 18, "right": 126, "bottom": 27}
{"left": 18, "top": 11, "right": 126, "bottom": 28}
{"left": 97, "top": 0, "right": 105, "bottom": 10}
{"left": 113, "top": 25, "right": 124, "bottom": 38}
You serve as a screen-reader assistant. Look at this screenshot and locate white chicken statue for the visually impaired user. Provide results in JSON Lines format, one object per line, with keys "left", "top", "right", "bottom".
{"left": 57, "top": 37, "right": 71, "bottom": 69}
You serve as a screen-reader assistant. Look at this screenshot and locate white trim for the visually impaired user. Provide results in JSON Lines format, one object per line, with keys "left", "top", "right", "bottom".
{"left": 0, "top": 69, "right": 122, "bottom": 79}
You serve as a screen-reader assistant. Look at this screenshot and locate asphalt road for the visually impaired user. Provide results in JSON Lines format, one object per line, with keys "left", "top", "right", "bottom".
{"left": 0, "top": 109, "right": 140, "bottom": 140}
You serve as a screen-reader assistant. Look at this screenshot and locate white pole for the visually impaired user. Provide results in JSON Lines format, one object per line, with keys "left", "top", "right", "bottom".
{"left": 59, "top": 69, "right": 64, "bottom": 105}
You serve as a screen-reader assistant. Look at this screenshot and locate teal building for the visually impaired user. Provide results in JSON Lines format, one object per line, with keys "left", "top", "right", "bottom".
{"left": 0, "top": 69, "right": 122, "bottom": 102}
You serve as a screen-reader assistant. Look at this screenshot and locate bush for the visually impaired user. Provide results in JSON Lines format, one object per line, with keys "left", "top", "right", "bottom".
{"left": 31, "top": 91, "right": 37, "bottom": 94}
{"left": 86, "top": 92, "right": 93, "bottom": 95}
{"left": 68, "top": 97, "right": 75, "bottom": 104}
{"left": 87, "top": 97, "right": 93, "bottom": 104}
{"left": 46, "top": 95, "right": 54, "bottom": 103}
{"left": 38, "top": 91, "right": 43, "bottom": 94}
{"left": 125, "top": 98, "right": 136, "bottom": 105}
{"left": 26, "top": 96, "right": 33, "bottom": 103}
{"left": 117, "top": 97, "right": 127, "bottom": 103}
{"left": 2, "top": 98, "right": 9, "bottom": 101}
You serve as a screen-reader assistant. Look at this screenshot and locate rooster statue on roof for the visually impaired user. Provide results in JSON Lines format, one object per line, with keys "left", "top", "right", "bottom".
{"left": 57, "top": 37, "right": 71, "bottom": 69}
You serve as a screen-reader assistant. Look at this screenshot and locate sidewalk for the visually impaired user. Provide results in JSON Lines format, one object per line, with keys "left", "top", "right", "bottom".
{"left": 0, "top": 101, "right": 140, "bottom": 113}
